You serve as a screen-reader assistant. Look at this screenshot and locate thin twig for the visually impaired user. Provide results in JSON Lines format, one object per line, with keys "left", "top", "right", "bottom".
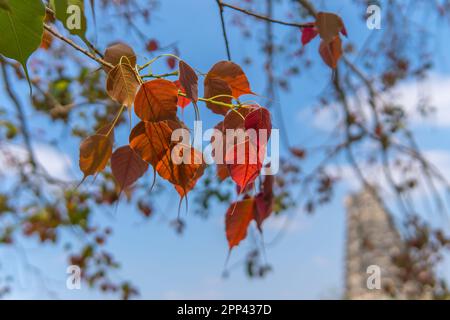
{"left": 216, "top": 0, "right": 232, "bottom": 61}
{"left": 220, "top": 1, "right": 314, "bottom": 28}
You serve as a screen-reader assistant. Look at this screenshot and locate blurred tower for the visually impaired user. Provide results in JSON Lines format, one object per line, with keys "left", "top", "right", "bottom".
{"left": 344, "top": 187, "right": 403, "bottom": 299}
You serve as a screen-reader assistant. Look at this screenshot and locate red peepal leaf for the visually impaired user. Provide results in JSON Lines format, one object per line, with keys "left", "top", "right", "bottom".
{"left": 134, "top": 79, "right": 178, "bottom": 122}
{"left": 226, "top": 139, "right": 263, "bottom": 192}
{"left": 178, "top": 60, "right": 198, "bottom": 103}
{"left": 146, "top": 39, "right": 159, "bottom": 52}
{"left": 319, "top": 36, "right": 342, "bottom": 69}
{"left": 174, "top": 80, "right": 191, "bottom": 108}
{"left": 129, "top": 120, "right": 181, "bottom": 167}
{"left": 301, "top": 22, "right": 318, "bottom": 46}
{"left": 254, "top": 175, "right": 274, "bottom": 232}
{"left": 167, "top": 56, "right": 177, "bottom": 70}
{"left": 244, "top": 107, "right": 272, "bottom": 141}
{"left": 156, "top": 146, "right": 205, "bottom": 197}
{"left": 111, "top": 145, "right": 149, "bottom": 190}
{"left": 225, "top": 198, "right": 256, "bottom": 249}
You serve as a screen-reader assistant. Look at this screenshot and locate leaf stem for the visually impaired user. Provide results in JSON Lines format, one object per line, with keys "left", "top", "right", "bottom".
{"left": 105, "top": 105, "right": 126, "bottom": 137}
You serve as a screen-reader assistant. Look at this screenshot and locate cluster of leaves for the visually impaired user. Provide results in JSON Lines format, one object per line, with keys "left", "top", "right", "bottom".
{"left": 301, "top": 12, "right": 347, "bottom": 69}
{"left": 80, "top": 41, "right": 275, "bottom": 251}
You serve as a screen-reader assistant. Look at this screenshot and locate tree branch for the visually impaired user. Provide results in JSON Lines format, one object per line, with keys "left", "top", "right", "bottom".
{"left": 43, "top": 24, "right": 114, "bottom": 69}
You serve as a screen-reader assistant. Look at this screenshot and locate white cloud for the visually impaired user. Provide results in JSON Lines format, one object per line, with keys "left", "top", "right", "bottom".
{"left": 0, "top": 143, "right": 73, "bottom": 181}
{"left": 327, "top": 149, "right": 450, "bottom": 200}
{"left": 298, "top": 73, "right": 450, "bottom": 131}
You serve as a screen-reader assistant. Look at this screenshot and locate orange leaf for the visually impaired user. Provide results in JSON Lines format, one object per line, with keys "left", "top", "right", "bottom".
{"left": 134, "top": 79, "right": 178, "bottom": 122}
{"left": 204, "top": 61, "right": 253, "bottom": 115}
{"left": 316, "top": 12, "right": 344, "bottom": 44}
{"left": 111, "top": 145, "right": 149, "bottom": 189}
{"left": 203, "top": 77, "right": 232, "bottom": 115}
{"left": 206, "top": 61, "right": 253, "bottom": 98}
{"left": 178, "top": 60, "right": 198, "bottom": 102}
{"left": 103, "top": 42, "right": 136, "bottom": 73}
{"left": 79, "top": 134, "right": 113, "bottom": 178}
{"left": 225, "top": 198, "right": 256, "bottom": 249}
{"left": 129, "top": 120, "right": 181, "bottom": 167}
{"left": 156, "top": 146, "right": 205, "bottom": 197}
{"left": 319, "top": 36, "right": 342, "bottom": 69}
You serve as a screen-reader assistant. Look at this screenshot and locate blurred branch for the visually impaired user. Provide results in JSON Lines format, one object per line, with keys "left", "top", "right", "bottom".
{"left": 0, "top": 60, "right": 38, "bottom": 169}
{"left": 220, "top": 1, "right": 315, "bottom": 28}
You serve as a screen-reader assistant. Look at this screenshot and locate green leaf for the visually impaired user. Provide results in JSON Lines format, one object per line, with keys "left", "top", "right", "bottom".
{"left": 51, "top": 0, "right": 88, "bottom": 43}
{"left": 0, "top": 0, "right": 45, "bottom": 89}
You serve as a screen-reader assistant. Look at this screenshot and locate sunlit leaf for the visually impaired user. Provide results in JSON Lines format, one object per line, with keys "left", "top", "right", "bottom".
{"left": 204, "top": 61, "right": 253, "bottom": 115}
{"left": 226, "top": 139, "right": 263, "bottom": 192}
{"left": 156, "top": 146, "right": 205, "bottom": 197}
{"left": 225, "top": 198, "right": 255, "bottom": 249}
{"left": 203, "top": 77, "right": 232, "bottom": 115}
{"left": 79, "top": 134, "right": 113, "bottom": 178}
{"left": 129, "top": 120, "right": 181, "bottom": 167}
{"left": 111, "top": 145, "right": 149, "bottom": 189}
{"left": 106, "top": 61, "right": 140, "bottom": 108}
{"left": 319, "top": 36, "right": 342, "bottom": 69}
{"left": 134, "top": 79, "right": 178, "bottom": 122}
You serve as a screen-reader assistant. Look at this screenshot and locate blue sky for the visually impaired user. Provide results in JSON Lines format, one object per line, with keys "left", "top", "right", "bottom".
{"left": 1, "top": 0, "right": 450, "bottom": 299}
